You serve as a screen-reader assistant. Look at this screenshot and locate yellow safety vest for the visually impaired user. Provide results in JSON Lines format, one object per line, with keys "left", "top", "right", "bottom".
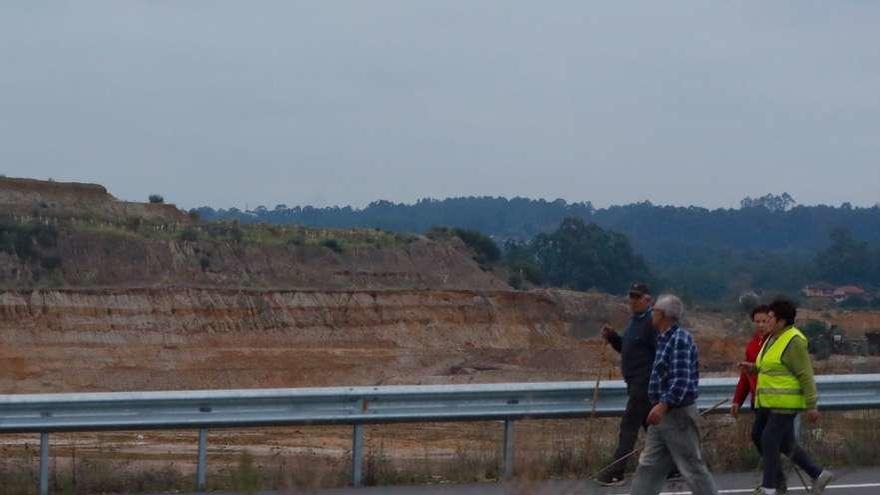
{"left": 755, "top": 326, "right": 808, "bottom": 410}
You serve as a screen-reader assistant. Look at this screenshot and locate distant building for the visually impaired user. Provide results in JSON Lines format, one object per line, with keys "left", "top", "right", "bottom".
{"left": 833, "top": 285, "right": 867, "bottom": 303}
{"left": 802, "top": 283, "right": 836, "bottom": 298}
{"left": 804, "top": 283, "right": 869, "bottom": 303}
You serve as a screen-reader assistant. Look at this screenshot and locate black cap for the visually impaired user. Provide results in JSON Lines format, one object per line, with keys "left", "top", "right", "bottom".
{"left": 628, "top": 282, "right": 650, "bottom": 297}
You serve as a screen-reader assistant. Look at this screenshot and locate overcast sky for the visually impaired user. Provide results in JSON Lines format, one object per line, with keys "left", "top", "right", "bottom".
{"left": 1, "top": 1, "right": 878, "bottom": 210}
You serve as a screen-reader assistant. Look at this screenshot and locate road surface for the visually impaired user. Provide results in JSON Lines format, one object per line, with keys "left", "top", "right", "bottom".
{"left": 169, "top": 468, "right": 880, "bottom": 494}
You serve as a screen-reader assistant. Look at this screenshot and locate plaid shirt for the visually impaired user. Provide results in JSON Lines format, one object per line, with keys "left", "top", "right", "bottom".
{"left": 648, "top": 324, "right": 700, "bottom": 407}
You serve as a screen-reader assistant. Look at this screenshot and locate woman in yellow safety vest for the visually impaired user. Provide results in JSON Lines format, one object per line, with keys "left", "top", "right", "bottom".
{"left": 741, "top": 299, "right": 834, "bottom": 495}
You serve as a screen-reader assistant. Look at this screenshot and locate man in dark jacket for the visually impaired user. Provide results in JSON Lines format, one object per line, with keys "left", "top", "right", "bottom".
{"left": 597, "top": 282, "right": 672, "bottom": 486}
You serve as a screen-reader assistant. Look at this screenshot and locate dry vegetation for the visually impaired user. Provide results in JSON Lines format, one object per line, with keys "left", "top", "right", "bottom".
{"left": 2, "top": 411, "right": 880, "bottom": 494}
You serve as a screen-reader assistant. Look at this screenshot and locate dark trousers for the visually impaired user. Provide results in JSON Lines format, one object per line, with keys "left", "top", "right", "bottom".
{"left": 751, "top": 409, "right": 822, "bottom": 488}
{"left": 607, "top": 383, "right": 652, "bottom": 477}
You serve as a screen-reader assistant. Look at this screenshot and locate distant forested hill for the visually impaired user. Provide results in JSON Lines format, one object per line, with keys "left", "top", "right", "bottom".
{"left": 193, "top": 197, "right": 595, "bottom": 240}
{"left": 193, "top": 194, "right": 880, "bottom": 301}
{"left": 193, "top": 194, "right": 880, "bottom": 258}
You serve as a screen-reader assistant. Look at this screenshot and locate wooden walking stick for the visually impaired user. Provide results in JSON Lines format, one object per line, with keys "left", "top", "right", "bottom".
{"left": 587, "top": 397, "right": 730, "bottom": 481}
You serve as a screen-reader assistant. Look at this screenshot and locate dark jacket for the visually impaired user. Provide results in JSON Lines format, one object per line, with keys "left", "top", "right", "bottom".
{"left": 607, "top": 309, "right": 657, "bottom": 387}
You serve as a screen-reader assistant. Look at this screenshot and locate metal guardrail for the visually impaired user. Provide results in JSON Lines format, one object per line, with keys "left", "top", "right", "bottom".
{"left": 2, "top": 374, "right": 879, "bottom": 494}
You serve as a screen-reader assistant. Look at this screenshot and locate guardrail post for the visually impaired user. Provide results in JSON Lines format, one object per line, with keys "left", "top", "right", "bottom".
{"left": 352, "top": 424, "right": 364, "bottom": 487}
{"left": 39, "top": 432, "right": 49, "bottom": 495}
{"left": 502, "top": 420, "right": 515, "bottom": 479}
{"left": 196, "top": 428, "right": 207, "bottom": 492}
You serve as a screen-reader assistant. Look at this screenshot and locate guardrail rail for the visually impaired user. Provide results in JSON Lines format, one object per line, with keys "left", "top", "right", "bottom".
{"left": 2, "top": 374, "right": 879, "bottom": 494}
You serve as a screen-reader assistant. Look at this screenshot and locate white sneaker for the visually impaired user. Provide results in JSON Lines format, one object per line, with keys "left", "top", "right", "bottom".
{"left": 811, "top": 470, "right": 834, "bottom": 494}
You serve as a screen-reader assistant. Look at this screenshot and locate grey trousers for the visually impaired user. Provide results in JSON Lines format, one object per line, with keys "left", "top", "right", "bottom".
{"left": 630, "top": 405, "right": 718, "bottom": 495}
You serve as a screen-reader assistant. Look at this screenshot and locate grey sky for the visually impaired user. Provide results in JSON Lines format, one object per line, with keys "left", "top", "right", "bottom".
{"left": 1, "top": 1, "right": 878, "bottom": 210}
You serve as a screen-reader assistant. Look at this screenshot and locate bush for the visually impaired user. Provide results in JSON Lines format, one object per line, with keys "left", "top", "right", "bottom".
{"left": 33, "top": 224, "right": 57, "bottom": 248}
{"left": 232, "top": 450, "right": 259, "bottom": 493}
{"left": 519, "top": 217, "right": 651, "bottom": 294}
{"left": 425, "top": 226, "right": 453, "bottom": 241}
{"left": 0, "top": 222, "right": 58, "bottom": 261}
{"left": 39, "top": 255, "right": 62, "bottom": 271}
{"left": 178, "top": 227, "right": 200, "bottom": 242}
{"left": 394, "top": 233, "right": 419, "bottom": 244}
{"left": 452, "top": 228, "right": 500, "bottom": 264}
{"left": 320, "top": 238, "right": 343, "bottom": 253}
{"left": 802, "top": 319, "right": 829, "bottom": 340}
{"left": 125, "top": 217, "right": 143, "bottom": 232}
{"left": 148, "top": 194, "right": 164, "bottom": 204}
{"left": 13, "top": 230, "right": 35, "bottom": 259}
{"left": 230, "top": 222, "right": 244, "bottom": 244}
{"left": 0, "top": 223, "right": 64, "bottom": 279}
{"left": 427, "top": 226, "right": 500, "bottom": 266}
{"left": 509, "top": 272, "right": 524, "bottom": 290}
{"left": 507, "top": 260, "right": 543, "bottom": 286}
{"left": 802, "top": 319, "right": 833, "bottom": 359}
{"left": 0, "top": 231, "right": 14, "bottom": 255}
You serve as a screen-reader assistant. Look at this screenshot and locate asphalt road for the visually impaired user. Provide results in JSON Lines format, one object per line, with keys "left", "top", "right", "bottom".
{"left": 171, "top": 468, "right": 880, "bottom": 494}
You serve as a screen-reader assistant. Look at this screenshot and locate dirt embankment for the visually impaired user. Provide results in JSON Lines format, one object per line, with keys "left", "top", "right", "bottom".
{"left": 1, "top": 175, "right": 510, "bottom": 290}
{"left": 14, "top": 287, "right": 870, "bottom": 397}
{"left": 800, "top": 308, "right": 880, "bottom": 335}
{"left": 0, "top": 176, "right": 189, "bottom": 224}
{"left": 0, "top": 288, "right": 615, "bottom": 393}
{"left": 0, "top": 287, "right": 766, "bottom": 395}
{"left": 0, "top": 225, "right": 509, "bottom": 290}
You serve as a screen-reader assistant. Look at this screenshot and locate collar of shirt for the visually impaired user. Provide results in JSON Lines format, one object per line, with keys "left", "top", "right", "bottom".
{"left": 657, "top": 323, "right": 679, "bottom": 341}
{"left": 634, "top": 306, "right": 653, "bottom": 320}
{"left": 770, "top": 324, "right": 794, "bottom": 338}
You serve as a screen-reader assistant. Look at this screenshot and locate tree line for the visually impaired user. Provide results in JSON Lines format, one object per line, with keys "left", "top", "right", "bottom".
{"left": 193, "top": 194, "right": 880, "bottom": 302}
{"left": 500, "top": 218, "right": 880, "bottom": 304}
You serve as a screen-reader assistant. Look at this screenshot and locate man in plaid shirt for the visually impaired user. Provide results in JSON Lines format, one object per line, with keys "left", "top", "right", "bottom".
{"left": 630, "top": 294, "right": 718, "bottom": 495}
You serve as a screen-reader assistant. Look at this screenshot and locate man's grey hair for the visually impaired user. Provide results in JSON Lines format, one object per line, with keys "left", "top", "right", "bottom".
{"left": 654, "top": 294, "right": 684, "bottom": 321}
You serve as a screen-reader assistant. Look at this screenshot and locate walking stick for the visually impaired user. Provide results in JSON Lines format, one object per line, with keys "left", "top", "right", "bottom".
{"left": 587, "top": 397, "right": 729, "bottom": 481}
{"left": 592, "top": 333, "right": 610, "bottom": 418}
{"left": 792, "top": 464, "right": 810, "bottom": 491}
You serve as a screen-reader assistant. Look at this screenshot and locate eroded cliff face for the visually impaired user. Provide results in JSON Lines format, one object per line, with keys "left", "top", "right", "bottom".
{"left": 2, "top": 177, "right": 509, "bottom": 291}
{"left": 0, "top": 176, "right": 189, "bottom": 224}
{"left": 0, "top": 231, "right": 510, "bottom": 290}
{"left": 4, "top": 286, "right": 870, "bottom": 395}
{"left": 0, "top": 288, "right": 632, "bottom": 393}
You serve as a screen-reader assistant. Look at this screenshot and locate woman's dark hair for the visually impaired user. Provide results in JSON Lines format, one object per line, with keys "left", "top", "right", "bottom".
{"left": 750, "top": 304, "right": 770, "bottom": 320}
{"left": 768, "top": 299, "right": 797, "bottom": 326}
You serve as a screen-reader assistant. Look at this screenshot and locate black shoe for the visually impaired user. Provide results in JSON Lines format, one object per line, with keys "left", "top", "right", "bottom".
{"left": 596, "top": 471, "right": 626, "bottom": 487}
{"left": 776, "top": 475, "right": 788, "bottom": 494}
{"left": 666, "top": 470, "right": 684, "bottom": 482}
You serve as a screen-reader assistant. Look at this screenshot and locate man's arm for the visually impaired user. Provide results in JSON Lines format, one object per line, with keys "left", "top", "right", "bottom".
{"left": 643, "top": 317, "right": 658, "bottom": 354}
{"left": 602, "top": 324, "right": 622, "bottom": 353}
{"left": 781, "top": 337, "right": 818, "bottom": 409}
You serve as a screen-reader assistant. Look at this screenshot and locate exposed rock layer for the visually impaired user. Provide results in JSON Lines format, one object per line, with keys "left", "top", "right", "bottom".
{"left": 0, "top": 288, "right": 629, "bottom": 393}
